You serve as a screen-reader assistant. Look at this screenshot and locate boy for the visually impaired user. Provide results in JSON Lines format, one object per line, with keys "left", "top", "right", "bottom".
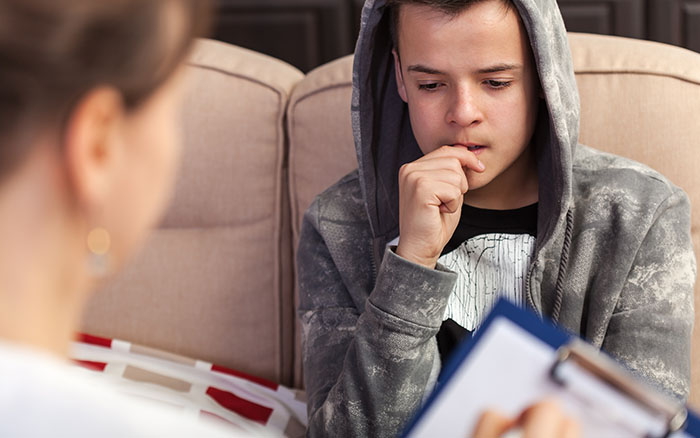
{"left": 297, "top": 0, "right": 695, "bottom": 436}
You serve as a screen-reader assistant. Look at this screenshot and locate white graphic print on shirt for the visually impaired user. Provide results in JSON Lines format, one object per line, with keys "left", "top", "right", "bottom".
{"left": 439, "top": 233, "right": 536, "bottom": 331}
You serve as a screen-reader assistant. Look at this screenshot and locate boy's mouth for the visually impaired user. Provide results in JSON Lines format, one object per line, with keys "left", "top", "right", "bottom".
{"left": 452, "top": 143, "right": 487, "bottom": 154}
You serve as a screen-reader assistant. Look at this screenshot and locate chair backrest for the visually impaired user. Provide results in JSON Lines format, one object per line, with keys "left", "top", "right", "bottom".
{"left": 287, "top": 33, "right": 700, "bottom": 404}
{"left": 81, "top": 39, "right": 304, "bottom": 386}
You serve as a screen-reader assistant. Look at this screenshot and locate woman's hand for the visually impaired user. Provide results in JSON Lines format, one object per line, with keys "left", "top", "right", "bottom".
{"left": 472, "top": 399, "right": 580, "bottom": 438}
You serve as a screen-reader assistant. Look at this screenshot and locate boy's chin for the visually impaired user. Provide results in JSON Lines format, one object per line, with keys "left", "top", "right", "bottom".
{"left": 465, "top": 172, "right": 491, "bottom": 191}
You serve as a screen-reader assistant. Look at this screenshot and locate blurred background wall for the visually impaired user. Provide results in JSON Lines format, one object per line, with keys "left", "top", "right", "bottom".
{"left": 213, "top": 0, "right": 700, "bottom": 72}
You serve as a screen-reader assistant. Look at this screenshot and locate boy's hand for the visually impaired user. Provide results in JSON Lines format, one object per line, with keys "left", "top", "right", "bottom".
{"left": 395, "top": 145, "right": 485, "bottom": 269}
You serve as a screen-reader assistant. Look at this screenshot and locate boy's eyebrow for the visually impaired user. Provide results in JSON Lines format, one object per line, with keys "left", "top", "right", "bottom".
{"left": 477, "top": 63, "right": 522, "bottom": 74}
{"left": 406, "top": 64, "right": 445, "bottom": 75}
{"left": 406, "top": 63, "right": 523, "bottom": 75}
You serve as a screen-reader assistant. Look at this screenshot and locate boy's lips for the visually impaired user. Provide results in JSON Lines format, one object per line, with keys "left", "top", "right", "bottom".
{"left": 452, "top": 143, "right": 487, "bottom": 156}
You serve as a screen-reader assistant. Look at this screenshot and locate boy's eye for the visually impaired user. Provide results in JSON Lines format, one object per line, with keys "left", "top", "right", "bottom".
{"left": 486, "top": 80, "right": 512, "bottom": 89}
{"left": 418, "top": 82, "right": 442, "bottom": 91}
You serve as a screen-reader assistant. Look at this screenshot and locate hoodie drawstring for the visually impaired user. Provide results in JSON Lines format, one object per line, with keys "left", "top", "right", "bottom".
{"left": 551, "top": 209, "right": 574, "bottom": 323}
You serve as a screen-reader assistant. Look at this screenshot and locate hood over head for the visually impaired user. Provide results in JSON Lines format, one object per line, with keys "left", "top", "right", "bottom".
{"left": 351, "top": 0, "right": 580, "bottom": 251}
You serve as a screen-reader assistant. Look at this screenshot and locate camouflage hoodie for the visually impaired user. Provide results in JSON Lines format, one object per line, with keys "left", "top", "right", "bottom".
{"left": 297, "top": 0, "right": 696, "bottom": 436}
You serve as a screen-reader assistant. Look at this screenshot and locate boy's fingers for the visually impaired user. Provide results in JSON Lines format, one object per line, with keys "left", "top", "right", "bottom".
{"left": 401, "top": 165, "right": 468, "bottom": 194}
{"left": 428, "top": 144, "right": 486, "bottom": 173}
{"left": 405, "top": 156, "right": 469, "bottom": 174}
{"left": 429, "top": 182, "right": 464, "bottom": 211}
{"left": 439, "top": 195, "right": 462, "bottom": 214}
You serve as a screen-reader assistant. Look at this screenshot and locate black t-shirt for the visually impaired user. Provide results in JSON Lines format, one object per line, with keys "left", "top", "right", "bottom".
{"left": 436, "top": 203, "right": 538, "bottom": 369}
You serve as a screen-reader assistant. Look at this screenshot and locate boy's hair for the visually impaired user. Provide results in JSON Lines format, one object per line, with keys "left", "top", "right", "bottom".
{"left": 0, "top": 0, "right": 211, "bottom": 179}
{"left": 387, "top": 0, "right": 515, "bottom": 51}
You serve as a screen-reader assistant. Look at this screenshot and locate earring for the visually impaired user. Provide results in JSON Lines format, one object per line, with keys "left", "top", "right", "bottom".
{"left": 86, "top": 227, "right": 111, "bottom": 277}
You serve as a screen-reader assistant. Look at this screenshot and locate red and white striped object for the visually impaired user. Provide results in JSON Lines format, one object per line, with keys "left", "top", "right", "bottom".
{"left": 71, "top": 333, "right": 307, "bottom": 437}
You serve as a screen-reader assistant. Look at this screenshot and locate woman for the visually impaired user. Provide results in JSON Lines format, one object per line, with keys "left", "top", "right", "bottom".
{"left": 0, "top": 0, "right": 250, "bottom": 436}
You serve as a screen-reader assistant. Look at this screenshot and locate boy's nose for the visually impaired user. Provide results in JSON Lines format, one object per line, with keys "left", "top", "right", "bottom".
{"left": 445, "top": 87, "right": 482, "bottom": 127}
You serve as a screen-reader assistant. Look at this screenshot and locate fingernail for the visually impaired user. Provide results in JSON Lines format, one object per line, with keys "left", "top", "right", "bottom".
{"left": 478, "top": 160, "right": 485, "bottom": 170}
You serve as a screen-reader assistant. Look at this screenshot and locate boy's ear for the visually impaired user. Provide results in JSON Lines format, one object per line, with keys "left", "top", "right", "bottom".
{"left": 62, "top": 87, "right": 125, "bottom": 210}
{"left": 392, "top": 49, "right": 408, "bottom": 103}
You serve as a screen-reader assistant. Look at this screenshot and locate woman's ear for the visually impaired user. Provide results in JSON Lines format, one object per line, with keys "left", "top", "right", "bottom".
{"left": 62, "top": 87, "right": 125, "bottom": 209}
{"left": 392, "top": 49, "right": 408, "bottom": 103}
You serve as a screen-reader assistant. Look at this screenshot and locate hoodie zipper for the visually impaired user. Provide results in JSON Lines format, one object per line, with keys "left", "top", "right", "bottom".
{"left": 370, "top": 237, "right": 380, "bottom": 284}
{"left": 525, "top": 262, "right": 539, "bottom": 316}
{"left": 550, "top": 209, "right": 574, "bottom": 323}
{"left": 370, "top": 249, "right": 378, "bottom": 283}
{"left": 526, "top": 209, "right": 574, "bottom": 321}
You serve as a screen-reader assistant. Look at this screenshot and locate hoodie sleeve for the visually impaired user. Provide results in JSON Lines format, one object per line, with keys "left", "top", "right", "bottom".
{"left": 297, "top": 198, "right": 457, "bottom": 438}
{"left": 601, "top": 187, "right": 695, "bottom": 401}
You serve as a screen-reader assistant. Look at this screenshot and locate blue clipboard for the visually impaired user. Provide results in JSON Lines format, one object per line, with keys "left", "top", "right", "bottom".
{"left": 402, "top": 299, "right": 700, "bottom": 438}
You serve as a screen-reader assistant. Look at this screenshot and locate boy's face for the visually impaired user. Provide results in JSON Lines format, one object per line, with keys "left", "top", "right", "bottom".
{"left": 393, "top": 0, "right": 540, "bottom": 198}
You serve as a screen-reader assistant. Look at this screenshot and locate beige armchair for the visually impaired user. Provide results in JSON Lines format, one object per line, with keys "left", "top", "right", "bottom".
{"left": 82, "top": 33, "right": 700, "bottom": 410}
